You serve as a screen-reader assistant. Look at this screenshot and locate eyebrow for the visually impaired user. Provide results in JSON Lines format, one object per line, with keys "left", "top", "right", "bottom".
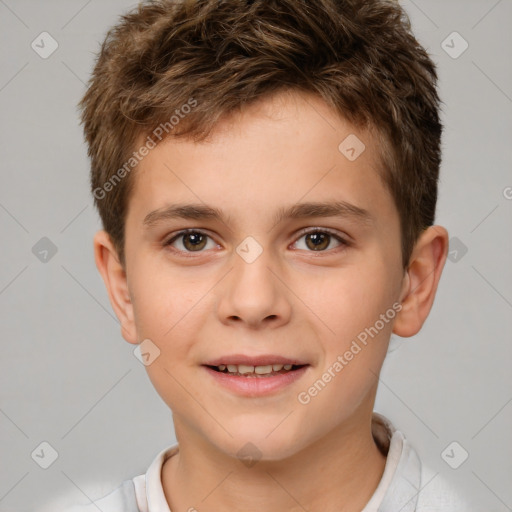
{"left": 143, "top": 201, "right": 373, "bottom": 229}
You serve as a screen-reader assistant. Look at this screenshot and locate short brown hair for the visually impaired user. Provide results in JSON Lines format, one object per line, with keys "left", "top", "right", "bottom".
{"left": 79, "top": 0, "right": 442, "bottom": 269}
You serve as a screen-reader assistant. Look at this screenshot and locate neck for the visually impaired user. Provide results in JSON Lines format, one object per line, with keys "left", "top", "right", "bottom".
{"left": 162, "top": 411, "right": 387, "bottom": 512}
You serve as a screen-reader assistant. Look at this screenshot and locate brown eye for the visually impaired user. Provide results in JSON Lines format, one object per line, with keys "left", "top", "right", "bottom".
{"left": 182, "top": 232, "right": 207, "bottom": 251}
{"left": 165, "top": 230, "right": 215, "bottom": 253}
{"left": 304, "top": 232, "right": 330, "bottom": 251}
{"left": 294, "top": 229, "right": 348, "bottom": 252}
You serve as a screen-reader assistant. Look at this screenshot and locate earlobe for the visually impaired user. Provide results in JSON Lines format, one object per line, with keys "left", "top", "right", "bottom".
{"left": 93, "top": 230, "right": 138, "bottom": 344}
{"left": 392, "top": 225, "right": 449, "bottom": 338}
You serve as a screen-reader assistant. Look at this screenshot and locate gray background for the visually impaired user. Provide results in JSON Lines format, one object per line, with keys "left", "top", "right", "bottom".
{"left": 0, "top": 0, "right": 511, "bottom": 510}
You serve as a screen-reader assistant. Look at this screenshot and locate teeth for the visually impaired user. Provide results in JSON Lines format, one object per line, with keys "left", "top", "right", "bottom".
{"left": 216, "top": 363, "right": 297, "bottom": 375}
{"left": 255, "top": 365, "right": 273, "bottom": 374}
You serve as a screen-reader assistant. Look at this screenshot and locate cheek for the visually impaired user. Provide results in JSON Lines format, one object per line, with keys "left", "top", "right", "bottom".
{"left": 129, "top": 263, "right": 209, "bottom": 407}
{"left": 300, "top": 263, "right": 399, "bottom": 383}
{"left": 299, "top": 262, "right": 394, "bottom": 333}
{"left": 129, "top": 255, "right": 210, "bottom": 338}
{"left": 128, "top": 262, "right": 217, "bottom": 412}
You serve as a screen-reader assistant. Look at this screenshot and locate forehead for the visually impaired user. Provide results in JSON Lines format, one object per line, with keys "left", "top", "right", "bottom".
{"left": 128, "top": 90, "right": 395, "bottom": 229}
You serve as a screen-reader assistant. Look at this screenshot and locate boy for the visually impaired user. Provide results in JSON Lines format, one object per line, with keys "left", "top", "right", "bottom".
{"left": 66, "top": 0, "right": 471, "bottom": 510}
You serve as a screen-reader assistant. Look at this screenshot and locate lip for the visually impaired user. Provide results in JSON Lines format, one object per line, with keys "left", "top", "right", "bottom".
{"left": 203, "top": 354, "right": 309, "bottom": 366}
{"left": 202, "top": 364, "right": 310, "bottom": 397}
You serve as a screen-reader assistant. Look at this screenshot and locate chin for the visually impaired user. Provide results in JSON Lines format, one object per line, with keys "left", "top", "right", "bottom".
{"left": 216, "top": 423, "right": 306, "bottom": 463}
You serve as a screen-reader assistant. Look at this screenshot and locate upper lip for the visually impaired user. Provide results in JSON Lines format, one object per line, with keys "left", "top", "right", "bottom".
{"left": 203, "top": 354, "right": 309, "bottom": 367}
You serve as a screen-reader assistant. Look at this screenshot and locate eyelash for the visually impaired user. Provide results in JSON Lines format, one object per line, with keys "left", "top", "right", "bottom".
{"left": 163, "top": 227, "right": 350, "bottom": 256}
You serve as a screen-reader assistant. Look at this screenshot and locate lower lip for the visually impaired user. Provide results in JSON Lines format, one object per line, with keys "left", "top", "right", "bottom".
{"left": 202, "top": 365, "right": 310, "bottom": 397}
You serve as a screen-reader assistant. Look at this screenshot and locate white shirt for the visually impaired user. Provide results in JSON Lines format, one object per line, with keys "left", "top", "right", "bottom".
{"left": 60, "top": 412, "right": 471, "bottom": 511}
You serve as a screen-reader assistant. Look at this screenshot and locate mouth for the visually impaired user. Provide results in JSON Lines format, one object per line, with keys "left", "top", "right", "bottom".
{"left": 201, "top": 358, "right": 311, "bottom": 397}
{"left": 205, "top": 363, "right": 308, "bottom": 378}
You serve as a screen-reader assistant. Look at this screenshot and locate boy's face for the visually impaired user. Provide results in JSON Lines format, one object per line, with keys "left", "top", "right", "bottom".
{"left": 117, "top": 90, "right": 408, "bottom": 460}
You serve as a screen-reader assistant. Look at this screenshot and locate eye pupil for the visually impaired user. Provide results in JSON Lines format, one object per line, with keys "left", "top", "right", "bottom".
{"left": 184, "top": 232, "right": 207, "bottom": 251}
{"left": 306, "top": 232, "right": 329, "bottom": 251}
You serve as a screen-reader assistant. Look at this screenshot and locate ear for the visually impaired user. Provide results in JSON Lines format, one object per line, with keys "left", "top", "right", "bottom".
{"left": 93, "top": 230, "right": 138, "bottom": 344}
{"left": 393, "top": 225, "right": 449, "bottom": 338}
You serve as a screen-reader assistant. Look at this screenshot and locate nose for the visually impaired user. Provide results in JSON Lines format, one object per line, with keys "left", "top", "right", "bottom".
{"left": 215, "top": 244, "right": 292, "bottom": 330}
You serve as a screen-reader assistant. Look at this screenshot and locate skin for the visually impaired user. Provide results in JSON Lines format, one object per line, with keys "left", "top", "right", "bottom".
{"left": 94, "top": 89, "right": 448, "bottom": 512}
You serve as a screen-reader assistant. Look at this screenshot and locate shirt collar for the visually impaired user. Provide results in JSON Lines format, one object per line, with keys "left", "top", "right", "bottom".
{"left": 362, "top": 412, "right": 422, "bottom": 511}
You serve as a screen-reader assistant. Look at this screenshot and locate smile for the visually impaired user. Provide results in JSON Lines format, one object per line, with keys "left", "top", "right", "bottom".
{"left": 208, "top": 363, "right": 306, "bottom": 377}
{"left": 202, "top": 364, "right": 310, "bottom": 396}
